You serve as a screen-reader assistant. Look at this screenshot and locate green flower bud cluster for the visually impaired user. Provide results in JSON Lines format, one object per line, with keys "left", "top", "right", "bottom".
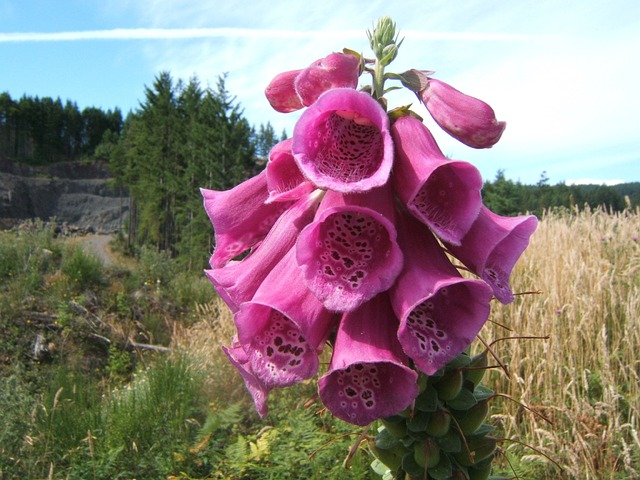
{"left": 370, "top": 350, "right": 497, "bottom": 480}
{"left": 367, "top": 16, "right": 404, "bottom": 67}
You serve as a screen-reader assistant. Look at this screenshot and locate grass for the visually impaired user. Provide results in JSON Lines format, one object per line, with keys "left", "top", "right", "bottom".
{"left": 481, "top": 205, "right": 640, "bottom": 479}
{"left": 1, "top": 206, "right": 638, "bottom": 479}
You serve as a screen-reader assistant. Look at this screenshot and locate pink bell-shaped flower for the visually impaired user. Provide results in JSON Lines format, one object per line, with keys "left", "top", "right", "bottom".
{"left": 264, "top": 69, "right": 304, "bottom": 113}
{"left": 389, "top": 211, "right": 493, "bottom": 375}
{"left": 265, "top": 138, "right": 315, "bottom": 203}
{"left": 445, "top": 206, "right": 538, "bottom": 304}
{"left": 222, "top": 341, "right": 271, "bottom": 418}
{"left": 419, "top": 77, "right": 506, "bottom": 149}
{"left": 234, "top": 248, "right": 337, "bottom": 388}
{"left": 201, "top": 170, "right": 292, "bottom": 268}
{"left": 391, "top": 114, "right": 483, "bottom": 245}
{"left": 292, "top": 88, "right": 393, "bottom": 193}
{"left": 318, "top": 294, "right": 419, "bottom": 426}
{"left": 296, "top": 186, "right": 402, "bottom": 312}
{"left": 294, "top": 52, "right": 360, "bottom": 107}
{"left": 206, "top": 190, "right": 323, "bottom": 312}
{"left": 265, "top": 52, "right": 360, "bottom": 113}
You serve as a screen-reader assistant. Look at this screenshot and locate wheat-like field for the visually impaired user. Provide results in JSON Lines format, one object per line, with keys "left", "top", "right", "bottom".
{"left": 176, "top": 206, "right": 640, "bottom": 479}
{"left": 482, "top": 206, "right": 640, "bottom": 479}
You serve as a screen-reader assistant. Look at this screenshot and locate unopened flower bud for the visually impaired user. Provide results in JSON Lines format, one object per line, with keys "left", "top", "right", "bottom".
{"left": 419, "top": 78, "right": 506, "bottom": 148}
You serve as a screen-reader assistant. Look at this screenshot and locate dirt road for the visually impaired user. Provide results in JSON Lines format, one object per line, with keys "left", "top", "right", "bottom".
{"left": 76, "top": 234, "right": 116, "bottom": 266}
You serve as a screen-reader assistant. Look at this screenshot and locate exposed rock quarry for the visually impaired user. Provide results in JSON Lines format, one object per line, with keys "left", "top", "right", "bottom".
{"left": 0, "top": 157, "right": 129, "bottom": 233}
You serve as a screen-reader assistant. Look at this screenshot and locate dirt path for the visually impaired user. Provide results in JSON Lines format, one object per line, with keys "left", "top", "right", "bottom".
{"left": 74, "top": 234, "right": 117, "bottom": 266}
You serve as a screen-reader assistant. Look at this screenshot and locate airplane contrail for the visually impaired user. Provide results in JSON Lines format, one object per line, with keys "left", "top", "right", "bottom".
{"left": 0, "top": 28, "right": 549, "bottom": 43}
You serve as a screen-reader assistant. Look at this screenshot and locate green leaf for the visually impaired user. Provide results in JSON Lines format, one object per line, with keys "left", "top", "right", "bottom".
{"left": 436, "top": 428, "right": 462, "bottom": 453}
{"left": 446, "top": 386, "right": 477, "bottom": 410}
{"left": 415, "top": 384, "right": 439, "bottom": 412}
{"left": 428, "top": 451, "right": 453, "bottom": 480}
{"left": 473, "top": 385, "right": 495, "bottom": 401}
{"left": 375, "top": 427, "right": 401, "bottom": 450}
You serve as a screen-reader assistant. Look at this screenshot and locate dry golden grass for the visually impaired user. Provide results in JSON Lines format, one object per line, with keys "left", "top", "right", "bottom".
{"left": 170, "top": 299, "right": 250, "bottom": 408}
{"left": 481, "top": 206, "right": 640, "bottom": 479}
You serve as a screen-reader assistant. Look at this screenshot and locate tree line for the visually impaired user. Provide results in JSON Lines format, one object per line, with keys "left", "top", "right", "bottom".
{"left": 482, "top": 170, "right": 639, "bottom": 217}
{"left": 0, "top": 92, "right": 123, "bottom": 164}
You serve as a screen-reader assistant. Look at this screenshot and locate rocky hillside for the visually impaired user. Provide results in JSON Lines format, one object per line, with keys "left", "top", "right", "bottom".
{"left": 0, "top": 157, "right": 129, "bottom": 233}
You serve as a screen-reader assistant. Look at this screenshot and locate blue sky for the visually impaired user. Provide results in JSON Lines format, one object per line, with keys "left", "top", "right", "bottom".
{"left": 1, "top": 0, "right": 638, "bottom": 185}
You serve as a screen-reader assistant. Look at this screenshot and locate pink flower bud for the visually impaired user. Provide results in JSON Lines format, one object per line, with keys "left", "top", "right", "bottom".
{"left": 420, "top": 78, "right": 506, "bottom": 149}
{"left": 265, "top": 52, "right": 360, "bottom": 113}
{"left": 294, "top": 52, "right": 360, "bottom": 107}
{"left": 264, "top": 69, "right": 304, "bottom": 113}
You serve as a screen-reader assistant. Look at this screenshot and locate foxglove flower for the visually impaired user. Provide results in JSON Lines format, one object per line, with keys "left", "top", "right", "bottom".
{"left": 318, "top": 294, "right": 418, "bottom": 426}
{"left": 296, "top": 185, "right": 402, "bottom": 312}
{"left": 222, "top": 342, "right": 271, "bottom": 417}
{"left": 202, "top": 170, "right": 292, "bottom": 268}
{"left": 234, "top": 248, "right": 337, "bottom": 388}
{"left": 391, "top": 114, "right": 483, "bottom": 245}
{"left": 292, "top": 88, "right": 393, "bottom": 193}
{"left": 265, "top": 138, "right": 315, "bottom": 203}
{"left": 295, "top": 52, "right": 360, "bottom": 106}
{"left": 206, "top": 191, "right": 323, "bottom": 311}
{"left": 389, "top": 212, "right": 493, "bottom": 375}
{"left": 419, "top": 77, "right": 506, "bottom": 149}
{"left": 445, "top": 206, "right": 538, "bottom": 304}
{"left": 265, "top": 52, "right": 360, "bottom": 113}
{"left": 264, "top": 69, "right": 304, "bottom": 113}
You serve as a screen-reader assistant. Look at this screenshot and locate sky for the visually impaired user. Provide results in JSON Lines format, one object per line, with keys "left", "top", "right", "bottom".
{"left": 1, "top": 0, "right": 639, "bottom": 185}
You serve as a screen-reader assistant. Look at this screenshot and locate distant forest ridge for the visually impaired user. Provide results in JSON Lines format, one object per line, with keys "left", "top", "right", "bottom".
{"left": 1, "top": 80, "right": 639, "bottom": 225}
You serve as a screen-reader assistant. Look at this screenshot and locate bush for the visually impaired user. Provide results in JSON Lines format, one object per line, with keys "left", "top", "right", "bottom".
{"left": 61, "top": 246, "right": 105, "bottom": 291}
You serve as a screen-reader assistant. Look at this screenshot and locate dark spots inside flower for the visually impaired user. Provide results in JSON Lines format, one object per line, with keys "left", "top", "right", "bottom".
{"left": 431, "top": 340, "right": 440, "bottom": 352}
{"left": 436, "top": 330, "right": 445, "bottom": 338}
{"left": 345, "top": 387, "right": 358, "bottom": 397}
{"left": 274, "top": 336, "right": 283, "bottom": 346}
{"left": 324, "top": 265, "right": 335, "bottom": 276}
{"left": 266, "top": 346, "right": 274, "bottom": 357}
{"left": 365, "top": 400, "right": 374, "bottom": 408}
{"left": 361, "top": 390, "right": 373, "bottom": 400}
{"left": 354, "top": 364, "right": 364, "bottom": 370}
{"left": 314, "top": 112, "right": 384, "bottom": 183}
